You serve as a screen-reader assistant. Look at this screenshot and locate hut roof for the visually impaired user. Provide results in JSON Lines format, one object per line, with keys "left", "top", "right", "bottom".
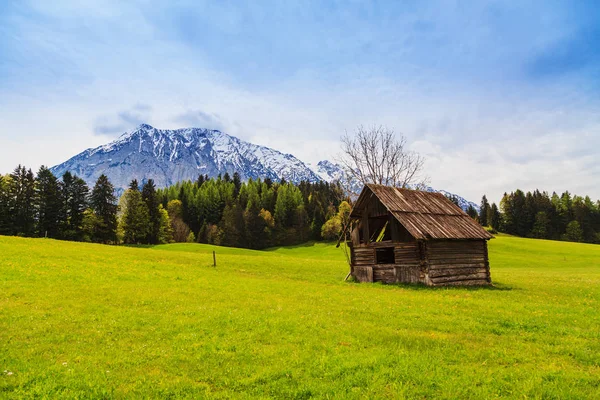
{"left": 351, "top": 184, "right": 492, "bottom": 240}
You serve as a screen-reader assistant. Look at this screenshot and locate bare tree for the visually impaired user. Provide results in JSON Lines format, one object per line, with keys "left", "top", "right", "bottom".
{"left": 338, "top": 125, "right": 427, "bottom": 195}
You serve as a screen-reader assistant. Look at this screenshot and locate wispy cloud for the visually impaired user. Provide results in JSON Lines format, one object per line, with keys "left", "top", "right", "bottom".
{"left": 93, "top": 104, "right": 153, "bottom": 136}
{"left": 172, "top": 110, "right": 227, "bottom": 132}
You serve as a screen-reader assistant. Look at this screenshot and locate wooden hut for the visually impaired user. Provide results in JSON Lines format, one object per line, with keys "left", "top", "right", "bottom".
{"left": 347, "top": 184, "right": 493, "bottom": 286}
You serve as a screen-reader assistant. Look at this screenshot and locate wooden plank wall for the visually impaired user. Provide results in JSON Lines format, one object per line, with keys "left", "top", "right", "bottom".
{"left": 426, "top": 240, "right": 490, "bottom": 286}
{"left": 351, "top": 242, "right": 422, "bottom": 284}
{"left": 394, "top": 265, "right": 421, "bottom": 283}
{"left": 352, "top": 247, "right": 375, "bottom": 267}
{"left": 354, "top": 266, "right": 373, "bottom": 283}
{"left": 373, "top": 266, "right": 395, "bottom": 283}
{"left": 393, "top": 242, "right": 421, "bottom": 284}
{"left": 394, "top": 242, "right": 420, "bottom": 267}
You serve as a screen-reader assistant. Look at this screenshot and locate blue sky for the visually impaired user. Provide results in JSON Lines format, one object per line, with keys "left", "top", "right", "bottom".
{"left": 1, "top": 0, "right": 599, "bottom": 202}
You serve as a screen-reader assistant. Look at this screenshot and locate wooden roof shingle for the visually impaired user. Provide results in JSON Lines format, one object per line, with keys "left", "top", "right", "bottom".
{"left": 351, "top": 184, "right": 492, "bottom": 240}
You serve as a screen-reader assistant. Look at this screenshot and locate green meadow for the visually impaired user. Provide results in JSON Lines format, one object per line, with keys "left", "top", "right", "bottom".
{"left": 1, "top": 235, "right": 599, "bottom": 399}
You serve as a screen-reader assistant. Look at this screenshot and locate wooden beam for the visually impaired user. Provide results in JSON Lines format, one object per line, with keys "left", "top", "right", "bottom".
{"left": 362, "top": 214, "right": 369, "bottom": 244}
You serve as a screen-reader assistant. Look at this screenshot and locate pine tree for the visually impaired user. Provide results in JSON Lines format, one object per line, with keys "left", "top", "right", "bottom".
{"left": 187, "top": 183, "right": 202, "bottom": 234}
{"left": 59, "top": 171, "right": 73, "bottom": 238}
{"left": 197, "top": 222, "right": 208, "bottom": 243}
{"left": 310, "top": 202, "right": 325, "bottom": 240}
{"left": 35, "top": 166, "right": 62, "bottom": 238}
{"left": 202, "top": 181, "right": 224, "bottom": 225}
{"left": 260, "top": 181, "right": 275, "bottom": 211}
{"left": 178, "top": 185, "right": 190, "bottom": 227}
{"left": 513, "top": 190, "right": 528, "bottom": 236}
{"left": 479, "top": 195, "right": 490, "bottom": 227}
{"left": 490, "top": 203, "right": 501, "bottom": 231}
{"left": 0, "top": 175, "right": 10, "bottom": 235}
{"left": 232, "top": 172, "right": 242, "bottom": 197}
{"left": 500, "top": 190, "right": 527, "bottom": 236}
{"left": 237, "top": 182, "right": 249, "bottom": 210}
{"left": 466, "top": 205, "right": 478, "bottom": 221}
{"left": 563, "top": 220, "right": 584, "bottom": 242}
{"left": 292, "top": 204, "right": 310, "bottom": 243}
{"left": 531, "top": 211, "right": 550, "bottom": 238}
{"left": 61, "top": 172, "right": 89, "bottom": 241}
{"left": 121, "top": 183, "right": 150, "bottom": 244}
{"left": 8, "top": 165, "right": 36, "bottom": 236}
{"left": 142, "top": 179, "right": 161, "bottom": 244}
{"left": 220, "top": 204, "right": 245, "bottom": 247}
{"left": 90, "top": 174, "right": 118, "bottom": 243}
{"left": 129, "top": 179, "right": 139, "bottom": 191}
{"left": 557, "top": 191, "right": 573, "bottom": 234}
{"left": 499, "top": 193, "right": 512, "bottom": 233}
{"left": 274, "top": 184, "right": 303, "bottom": 228}
{"left": 243, "top": 187, "right": 265, "bottom": 249}
{"left": 524, "top": 191, "right": 536, "bottom": 236}
{"left": 572, "top": 196, "right": 594, "bottom": 242}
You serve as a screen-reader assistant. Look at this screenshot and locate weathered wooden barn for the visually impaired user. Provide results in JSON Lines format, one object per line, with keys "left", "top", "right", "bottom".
{"left": 347, "top": 184, "right": 493, "bottom": 286}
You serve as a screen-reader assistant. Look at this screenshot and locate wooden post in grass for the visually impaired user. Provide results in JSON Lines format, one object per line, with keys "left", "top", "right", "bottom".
{"left": 213, "top": 251, "right": 216, "bottom": 267}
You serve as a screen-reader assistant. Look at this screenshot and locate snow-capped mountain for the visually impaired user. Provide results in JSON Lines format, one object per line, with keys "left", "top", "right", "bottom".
{"left": 51, "top": 123, "right": 479, "bottom": 210}
{"left": 50, "top": 124, "right": 320, "bottom": 193}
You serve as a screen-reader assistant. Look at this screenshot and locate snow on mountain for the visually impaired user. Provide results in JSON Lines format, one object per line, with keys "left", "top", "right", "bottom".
{"left": 309, "top": 160, "right": 363, "bottom": 195}
{"left": 424, "top": 188, "right": 479, "bottom": 212}
{"left": 50, "top": 124, "right": 320, "bottom": 194}
{"left": 50, "top": 123, "right": 479, "bottom": 211}
{"left": 312, "top": 160, "right": 345, "bottom": 182}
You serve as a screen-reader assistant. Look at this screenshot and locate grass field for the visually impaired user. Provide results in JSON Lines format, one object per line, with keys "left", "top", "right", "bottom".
{"left": 1, "top": 235, "right": 600, "bottom": 398}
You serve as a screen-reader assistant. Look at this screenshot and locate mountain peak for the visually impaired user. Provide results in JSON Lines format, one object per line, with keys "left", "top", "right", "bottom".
{"left": 135, "top": 123, "right": 155, "bottom": 131}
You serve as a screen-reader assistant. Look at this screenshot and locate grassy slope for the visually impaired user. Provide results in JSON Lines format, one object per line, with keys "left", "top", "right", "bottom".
{"left": 1, "top": 235, "right": 599, "bottom": 399}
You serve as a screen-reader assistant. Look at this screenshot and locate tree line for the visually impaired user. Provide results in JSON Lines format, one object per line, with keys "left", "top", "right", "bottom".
{"left": 5, "top": 162, "right": 597, "bottom": 246}
{"left": 0, "top": 165, "right": 118, "bottom": 243}
{"left": 0, "top": 165, "right": 346, "bottom": 249}
{"left": 156, "top": 172, "right": 345, "bottom": 249}
{"left": 474, "top": 190, "right": 600, "bottom": 244}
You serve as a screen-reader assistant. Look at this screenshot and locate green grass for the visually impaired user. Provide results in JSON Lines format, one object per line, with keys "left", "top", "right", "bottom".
{"left": 1, "top": 235, "right": 599, "bottom": 399}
